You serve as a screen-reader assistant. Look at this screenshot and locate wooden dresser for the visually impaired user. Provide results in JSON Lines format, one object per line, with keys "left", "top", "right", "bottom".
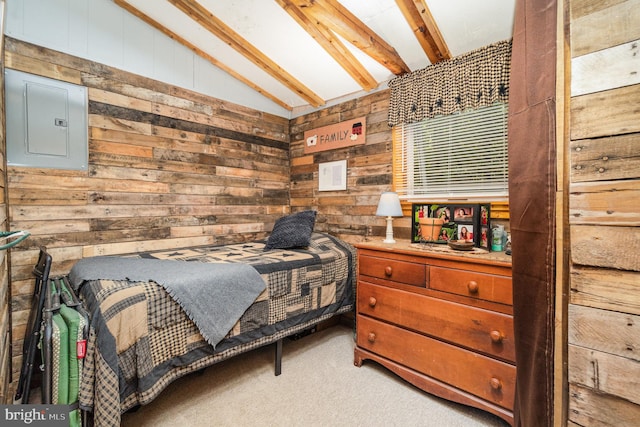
{"left": 354, "top": 240, "right": 515, "bottom": 425}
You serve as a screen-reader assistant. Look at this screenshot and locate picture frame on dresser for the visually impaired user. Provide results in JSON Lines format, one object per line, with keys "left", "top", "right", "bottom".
{"left": 412, "top": 204, "right": 452, "bottom": 244}
{"left": 479, "top": 204, "right": 491, "bottom": 249}
{"left": 411, "top": 203, "right": 491, "bottom": 248}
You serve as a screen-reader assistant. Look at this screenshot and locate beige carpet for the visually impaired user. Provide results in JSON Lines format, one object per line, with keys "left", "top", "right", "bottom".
{"left": 121, "top": 325, "right": 510, "bottom": 427}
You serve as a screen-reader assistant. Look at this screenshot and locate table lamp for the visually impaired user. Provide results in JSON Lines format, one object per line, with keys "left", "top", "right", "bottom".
{"left": 376, "top": 192, "right": 403, "bottom": 243}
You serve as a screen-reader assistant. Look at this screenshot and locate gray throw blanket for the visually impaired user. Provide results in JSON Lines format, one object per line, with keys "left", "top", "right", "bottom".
{"left": 69, "top": 256, "right": 265, "bottom": 349}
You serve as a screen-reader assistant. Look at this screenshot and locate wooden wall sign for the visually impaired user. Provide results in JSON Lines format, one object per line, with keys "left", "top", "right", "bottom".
{"left": 304, "top": 116, "right": 366, "bottom": 153}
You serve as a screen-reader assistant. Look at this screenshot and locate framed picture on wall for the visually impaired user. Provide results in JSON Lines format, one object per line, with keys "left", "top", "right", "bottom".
{"left": 318, "top": 160, "right": 347, "bottom": 191}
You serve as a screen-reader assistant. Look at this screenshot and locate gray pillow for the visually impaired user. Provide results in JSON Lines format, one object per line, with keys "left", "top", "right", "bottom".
{"left": 264, "top": 210, "right": 317, "bottom": 250}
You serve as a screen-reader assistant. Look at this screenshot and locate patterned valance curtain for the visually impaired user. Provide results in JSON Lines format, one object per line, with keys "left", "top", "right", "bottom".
{"left": 387, "top": 39, "right": 512, "bottom": 127}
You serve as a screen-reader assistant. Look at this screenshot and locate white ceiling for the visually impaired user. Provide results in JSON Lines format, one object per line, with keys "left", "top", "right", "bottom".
{"left": 120, "top": 0, "right": 516, "bottom": 115}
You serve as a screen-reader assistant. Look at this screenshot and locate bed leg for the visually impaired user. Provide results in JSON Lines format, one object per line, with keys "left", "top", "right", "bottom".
{"left": 274, "top": 338, "right": 282, "bottom": 376}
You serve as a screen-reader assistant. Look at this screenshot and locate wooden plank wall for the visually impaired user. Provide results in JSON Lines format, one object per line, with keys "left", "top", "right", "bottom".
{"left": 4, "top": 38, "right": 290, "bottom": 383}
{"left": 0, "top": 17, "right": 10, "bottom": 403}
{"left": 568, "top": 1, "right": 640, "bottom": 425}
{"left": 289, "top": 91, "right": 404, "bottom": 244}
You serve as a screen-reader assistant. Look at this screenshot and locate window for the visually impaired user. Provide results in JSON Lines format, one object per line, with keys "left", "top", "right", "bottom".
{"left": 393, "top": 102, "right": 508, "bottom": 201}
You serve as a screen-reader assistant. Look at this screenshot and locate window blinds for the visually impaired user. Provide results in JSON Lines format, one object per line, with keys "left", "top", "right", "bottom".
{"left": 393, "top": 102, "right": 508, "bottom": 201}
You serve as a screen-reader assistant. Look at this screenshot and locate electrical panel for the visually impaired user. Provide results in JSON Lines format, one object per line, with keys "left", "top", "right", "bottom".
{"left": 5, "top": 69, "right": 88, "bottom": 170}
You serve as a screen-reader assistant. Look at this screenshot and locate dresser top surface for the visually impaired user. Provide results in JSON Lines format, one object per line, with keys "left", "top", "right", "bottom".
{"left": 355, "top": 239, "right": 512, "bottom": 267}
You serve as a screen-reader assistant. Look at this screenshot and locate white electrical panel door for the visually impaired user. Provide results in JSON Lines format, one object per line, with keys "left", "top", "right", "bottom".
{"left": 26, "top": 82, "right": 70, "bottom": 157}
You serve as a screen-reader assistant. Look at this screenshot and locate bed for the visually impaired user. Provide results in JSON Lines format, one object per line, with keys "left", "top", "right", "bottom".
{"left": 67, "top": 224, "right": 356, "bottom": 427}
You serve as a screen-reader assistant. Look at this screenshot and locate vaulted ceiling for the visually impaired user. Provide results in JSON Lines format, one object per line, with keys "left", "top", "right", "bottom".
{"left": 114, "top": 0, "right": 515, "bottom": 114}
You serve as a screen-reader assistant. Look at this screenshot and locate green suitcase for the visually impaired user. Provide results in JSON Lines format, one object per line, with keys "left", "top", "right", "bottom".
{"left": 42, "top": 276, "right": 88, "bottom": 427}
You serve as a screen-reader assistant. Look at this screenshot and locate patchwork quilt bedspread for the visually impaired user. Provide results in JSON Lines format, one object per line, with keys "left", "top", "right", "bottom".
{"left": 75, "top": 232, "right": 356, "bottom": 427}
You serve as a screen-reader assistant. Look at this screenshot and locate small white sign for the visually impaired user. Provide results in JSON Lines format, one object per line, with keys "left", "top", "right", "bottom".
{"left": 318, "top": 160, "right": 347, "bottom": 191}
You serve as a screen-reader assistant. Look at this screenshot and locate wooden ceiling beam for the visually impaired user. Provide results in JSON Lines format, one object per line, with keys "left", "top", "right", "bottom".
{"left": 114, "top": 0, "right": 293, "bottom": 111}
{"left": 168, "top": 0, "right": 325, "bottom": 107}
{"left": 295, "top": 0, "right": 411, "bottom": 75}
{"left": 395, "top": 0, "right": 451, "bottom": 63}
{"left": 276, "top": 0, "right": 378, "bottom": 91}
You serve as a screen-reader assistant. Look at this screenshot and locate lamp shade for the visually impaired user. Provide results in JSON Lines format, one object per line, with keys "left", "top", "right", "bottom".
{"left": 376, "top": 192, "right": 403, "bottom": 217}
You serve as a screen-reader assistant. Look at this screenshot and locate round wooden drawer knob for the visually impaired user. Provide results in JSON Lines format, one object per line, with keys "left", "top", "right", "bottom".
{"left": 367, "top": 332, "right": 376, "bottom": 343}
{"left": 490, "top": 330, "right": 504, "bottom": 343}
{"left": 368, "top": 297, "right": 377, "bottom": 308}
{"left": 467, "top": 280, "right": 479, "bottom": 293}
{"left": 384, "top": 266, "right": 393, "bottom": 277}
{"left": 490, "top": 377, "right": 502, "bottom": 390}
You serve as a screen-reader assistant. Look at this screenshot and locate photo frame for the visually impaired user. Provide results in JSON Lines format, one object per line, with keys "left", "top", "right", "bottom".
{"left": 457, "top": 223, "right": 474, "bottom": 243}
{"left": 411, "top": 204, "right": 453, "bottom": 244}
{"left": 479, "top": 204, "right": 491, "bottom": 249}
{"left": 480, "top": 225, "right": 490, "bottom": 249}
{"left": 318, "top": 160, "right": 347, "bottom": 191}
{"left": 412, "top": 203, "right": 491, "bottom": 248}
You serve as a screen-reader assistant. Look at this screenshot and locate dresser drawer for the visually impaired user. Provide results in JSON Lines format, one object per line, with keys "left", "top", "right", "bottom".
{"left": 359, "top": 254, "right": 426, "bottom": 287}
{"left": 430, "top": 266, "right": 512, "bottom": 305}
{"left": 358, "top": 281, "right": 515, "bottom": 362}
{"left": 357, "top": 315, "right": 515, "bottom": 410}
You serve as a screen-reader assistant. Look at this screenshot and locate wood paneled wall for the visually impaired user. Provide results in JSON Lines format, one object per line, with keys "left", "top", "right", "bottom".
{"left": 0, "top": 15, "right": 10, "bottom": 403}
{"left": 289, "top": 91, "right": 407, "bottom": 244}
{"left": 568, "top": 1, "right": 640, "bottom": 424}
{"left": 4, "top": 38, "right": 290, "bottom": 382}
